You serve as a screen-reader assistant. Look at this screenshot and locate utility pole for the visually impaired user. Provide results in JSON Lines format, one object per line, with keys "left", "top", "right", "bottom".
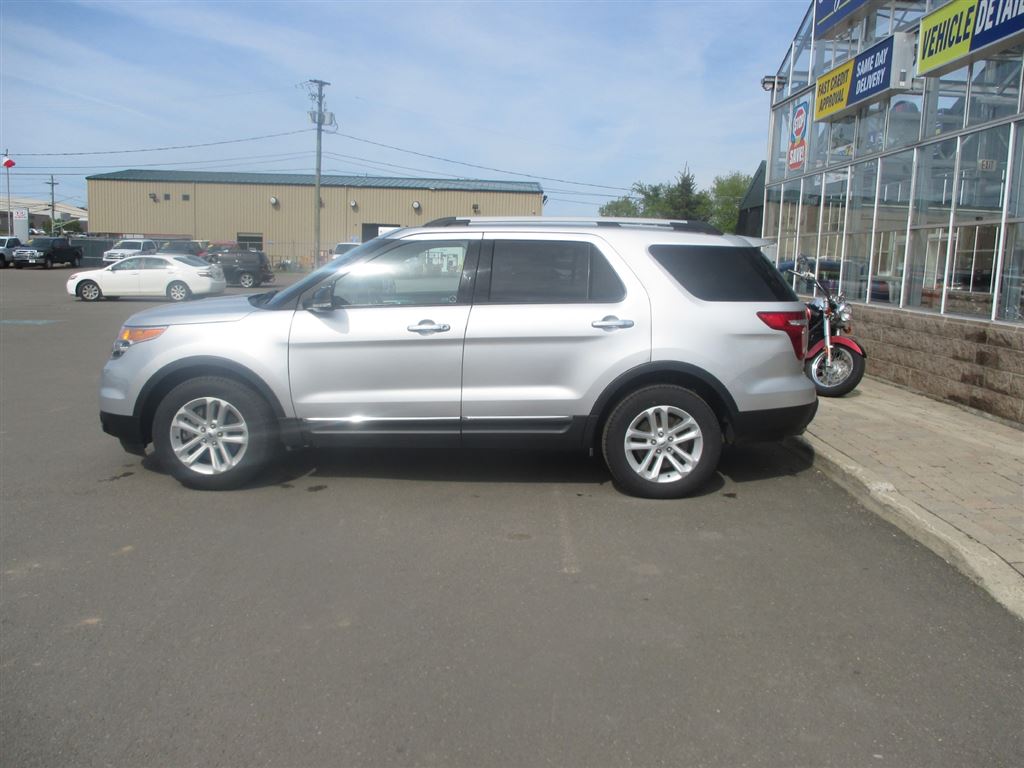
{"left": 46, "top": 175, "right": 58, "bottom": 235}
{"left": 4, "top": 148, "right": 11, "bottom": 236}
{"left": 307, "top": 79, "right": 331, "bottom": 266}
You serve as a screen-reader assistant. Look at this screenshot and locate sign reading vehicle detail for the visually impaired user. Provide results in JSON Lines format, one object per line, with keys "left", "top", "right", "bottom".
{"left": 815, "top": 34, "right": 912, "bottom": 121}
{"left": 918, "top": 0, "right": 1024, "bottom": 77}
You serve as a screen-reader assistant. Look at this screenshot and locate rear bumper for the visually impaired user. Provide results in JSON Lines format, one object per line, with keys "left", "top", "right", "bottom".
{"left": 730, "top": 399, "right": 818, "bottom": 442}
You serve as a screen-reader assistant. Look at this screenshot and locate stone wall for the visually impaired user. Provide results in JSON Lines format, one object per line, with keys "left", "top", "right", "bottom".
{"left": 850, "top": 303, "right": 1024, "bottom": 424}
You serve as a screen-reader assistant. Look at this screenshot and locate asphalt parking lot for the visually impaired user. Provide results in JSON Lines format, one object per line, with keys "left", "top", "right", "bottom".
{"left": 2, "top": 266, "right": 1022, "bottom": 767}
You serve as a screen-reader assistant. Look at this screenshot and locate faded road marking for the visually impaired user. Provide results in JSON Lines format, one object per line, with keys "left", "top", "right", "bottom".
{"left": 0, "top": 320, "right": 59, "bottom": 325}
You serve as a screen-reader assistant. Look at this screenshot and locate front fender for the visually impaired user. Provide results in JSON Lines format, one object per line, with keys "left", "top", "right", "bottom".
{"left": 807, "top": 336, "right": 866, "bottom": 359}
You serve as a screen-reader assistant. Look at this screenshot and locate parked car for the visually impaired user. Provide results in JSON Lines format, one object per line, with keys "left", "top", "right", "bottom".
{"left": 67, "top": 254, "right": 225, "bottom": 302}
{"left": 0, "top": 236, "right": 22, "bottom": 268}
{"left": 204, "top": 248, "right": 274, "bottom": 288}
{"left": 98, "top": 216, "right": 817, "bottom": 497}
{"left": 158, "top": 240, "right": 206, "bottom": 258}
{"left": 12, "top": 237, "right": 83, "bottom": 268}
{"left": 103, "top": 239, "right": 157, "bottom": 263}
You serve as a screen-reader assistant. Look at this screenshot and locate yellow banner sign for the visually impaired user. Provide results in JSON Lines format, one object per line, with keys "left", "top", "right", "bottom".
{"left": 918, "top": 0, "right": 977, "bottom": 75}
{"left": 814, "top": 58, "right": 855, "bottom": 121}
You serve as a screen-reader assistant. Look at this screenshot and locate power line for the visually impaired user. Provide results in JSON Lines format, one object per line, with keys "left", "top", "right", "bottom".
{"left": 15, "top": 129, "right": 313, "bottom": 157}
{"left": 328, "top": 132, "right": 632, "bottom": 193}
{"left": 14, "top": 151, "right": 312, "bottom": 170}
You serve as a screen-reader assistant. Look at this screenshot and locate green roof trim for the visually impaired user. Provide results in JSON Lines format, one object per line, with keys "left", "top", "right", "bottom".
{"left": 87, "top": 169, "right": 543, "bottom": 194}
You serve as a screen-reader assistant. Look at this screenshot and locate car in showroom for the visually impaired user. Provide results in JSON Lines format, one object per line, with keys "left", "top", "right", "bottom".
{"left": 102, "top": 239, "right": 158, "bottom": 263}
{"left": 98, "top": 217, "right": 816, "bottom": 498}
{"left": 67, "top": 254, "right": 225, "bottom": 302}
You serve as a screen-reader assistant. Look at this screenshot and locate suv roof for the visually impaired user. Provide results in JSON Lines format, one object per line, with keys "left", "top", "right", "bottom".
{"left": 422, "top": 216, "right": 722, "bottom": 235}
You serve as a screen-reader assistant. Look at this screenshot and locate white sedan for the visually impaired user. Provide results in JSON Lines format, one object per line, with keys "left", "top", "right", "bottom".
{"left": 67, "top": 255, "right": 226, "bottom": 302}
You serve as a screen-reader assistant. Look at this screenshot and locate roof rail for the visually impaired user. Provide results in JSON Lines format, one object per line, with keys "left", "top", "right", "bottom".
{"left": 423, "top": 216, "right": 721, "bottom": 235}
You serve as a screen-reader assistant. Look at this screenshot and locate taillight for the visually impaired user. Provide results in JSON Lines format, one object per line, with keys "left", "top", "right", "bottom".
{"left": 757, "top": 310, "right": 808, "bottom": 360}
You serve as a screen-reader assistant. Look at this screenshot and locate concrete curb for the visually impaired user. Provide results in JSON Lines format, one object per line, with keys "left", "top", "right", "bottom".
{"left": 786, "top": 434, "right": 1024, "bottom": 623}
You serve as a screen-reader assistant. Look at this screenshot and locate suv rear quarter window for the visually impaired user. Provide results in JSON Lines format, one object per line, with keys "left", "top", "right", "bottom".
{"left": 649, "top": 245, "right": 797, "bottom": 302}
{"left": 486, "top": 240, "right": 625, "bottom": 303}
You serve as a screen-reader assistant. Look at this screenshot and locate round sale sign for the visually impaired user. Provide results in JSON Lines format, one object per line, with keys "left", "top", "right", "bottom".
{"left": 791, "top": 103, "right": 807, "bottom": 143}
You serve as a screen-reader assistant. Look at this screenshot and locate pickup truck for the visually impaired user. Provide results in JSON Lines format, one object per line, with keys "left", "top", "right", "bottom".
{"left": 12, "top": 237, "right": 83, "bottom": 269}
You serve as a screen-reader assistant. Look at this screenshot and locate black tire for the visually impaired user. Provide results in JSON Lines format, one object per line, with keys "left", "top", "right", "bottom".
{"left": 237, "top": 271, "right": 256, "bottom": 289}
{"left": 14, "top": 263, "right": 23, "bottom": 269}
{"left": 602, "top": 385, "right": 722, "bottom": 499}
{"left": 1, "top": 257, "right": 7, "bottom": 268}
{"left": 71, "top": 255, "right": 81, "bottom": 267}
{"left": 804, "top": 346, "right": 865, "bottom": 397}
{"left": 77, "top": 280, "right": 102, "bottom": 302}
{"left": 43, "top": 258, "right": 53, "bottom": 270}
{"left": 152, "top": 376, "right": 278, "bottom": 490}
{"left": 167, "top": 281, "right": 191, "bottom": 302}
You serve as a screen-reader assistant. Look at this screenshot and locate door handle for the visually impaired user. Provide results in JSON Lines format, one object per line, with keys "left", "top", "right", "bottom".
{"left": 407, "top": 320, "right": 451, "bottom": 333}
{"left": 592, "top": 316, "right": 634, "bottom": 330}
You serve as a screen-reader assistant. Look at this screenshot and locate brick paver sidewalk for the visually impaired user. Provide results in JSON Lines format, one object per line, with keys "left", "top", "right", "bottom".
{"left": 794, "top": 377, "right": 1024, "bottom": 619}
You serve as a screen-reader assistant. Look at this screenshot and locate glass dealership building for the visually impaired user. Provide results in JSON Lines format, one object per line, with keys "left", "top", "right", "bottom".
{"left": 764, "top": 0, "right": 1024, "bottom": 324}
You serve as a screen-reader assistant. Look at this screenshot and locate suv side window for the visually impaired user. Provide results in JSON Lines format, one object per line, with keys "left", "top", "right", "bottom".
{"left": 649, "top": 245, "right": 797, "bottom": 302}
{"left": 486, "top": 240, "right": 625, "bottom": 304}
{"left": 332, "top": 239, "right": 470, "bottom": 307}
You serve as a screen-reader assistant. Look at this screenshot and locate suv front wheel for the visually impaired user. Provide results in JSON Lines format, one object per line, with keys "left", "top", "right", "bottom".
{"left": 153, "top": 376, "right": 277, "bottom": 490}
{"left": 237, "top": 271, "right": 257, "bottom": 289}
{"left": 602, "top": 385, "right": 721, "bottom": 499}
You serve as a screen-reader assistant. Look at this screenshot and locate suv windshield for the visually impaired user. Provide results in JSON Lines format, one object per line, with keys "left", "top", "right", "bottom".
{"left": 264, "top": 238, "right": 395, "bottom": 309}
{"left": 113, "top": 240, "right": 141, "bottom": 250}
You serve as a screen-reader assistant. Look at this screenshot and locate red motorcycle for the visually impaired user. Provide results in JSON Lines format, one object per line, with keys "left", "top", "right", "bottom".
{"left": 793, "top": 271, "right": 866, "bottom": 397}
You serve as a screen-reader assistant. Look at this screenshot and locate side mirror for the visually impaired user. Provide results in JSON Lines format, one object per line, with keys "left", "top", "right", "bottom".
{"left": 307, "top": 284, "right": 335, "bottom": 312}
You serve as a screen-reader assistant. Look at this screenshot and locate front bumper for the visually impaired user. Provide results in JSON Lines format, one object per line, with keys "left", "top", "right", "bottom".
{"left": 101, "top": 411, "right": 147, "bottom": 455}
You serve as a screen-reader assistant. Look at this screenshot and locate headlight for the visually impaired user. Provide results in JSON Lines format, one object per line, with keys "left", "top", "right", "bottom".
{"left": 836, "top": 303, "right": 852, "bottom": 325}
{"left": 111, "top": 325, "right": 167, "bottom": 358}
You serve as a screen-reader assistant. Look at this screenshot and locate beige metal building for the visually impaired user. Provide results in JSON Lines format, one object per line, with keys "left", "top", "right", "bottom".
{"left": 86, "top": 170, "right": 545, "bottom": 267}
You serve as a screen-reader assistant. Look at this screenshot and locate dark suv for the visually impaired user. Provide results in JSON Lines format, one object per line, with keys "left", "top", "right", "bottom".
{"left": 205, "top": 247, "right": 274, "bottom": 288}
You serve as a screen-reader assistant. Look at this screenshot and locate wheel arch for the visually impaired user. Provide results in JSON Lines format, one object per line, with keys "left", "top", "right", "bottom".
{"left": 133, "top": 357, "right": 286, "bottom": 445}
{"left": 586, "top": 362, "right": 740, "bottom": 449}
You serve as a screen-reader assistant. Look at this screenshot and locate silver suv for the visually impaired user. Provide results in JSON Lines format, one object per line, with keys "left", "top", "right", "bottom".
{"left": 99, "top": 217, "right": 816, "bottom": 498}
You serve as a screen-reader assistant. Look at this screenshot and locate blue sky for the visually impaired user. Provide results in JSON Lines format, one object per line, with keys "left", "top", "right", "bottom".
{"left": 0, "top": 0, "right": 809, "bottom": 217}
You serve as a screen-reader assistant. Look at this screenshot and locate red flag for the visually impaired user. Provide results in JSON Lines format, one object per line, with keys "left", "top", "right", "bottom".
{"left": 1, "top": 156, "right": 13, "bottom": 169}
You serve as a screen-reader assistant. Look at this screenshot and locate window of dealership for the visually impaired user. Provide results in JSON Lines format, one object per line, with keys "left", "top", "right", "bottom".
{"left": 764, "top": 0, "right": 1024, "bottom": 324}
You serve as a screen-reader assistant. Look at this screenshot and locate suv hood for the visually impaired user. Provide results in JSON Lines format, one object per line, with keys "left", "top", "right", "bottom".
{"left": 125, "top": 295, "right": 258, "bottom": 327}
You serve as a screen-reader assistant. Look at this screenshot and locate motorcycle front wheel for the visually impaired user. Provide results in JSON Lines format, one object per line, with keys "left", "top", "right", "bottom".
{"left": 805, "top": 346, "right": 865, "bottom": 397}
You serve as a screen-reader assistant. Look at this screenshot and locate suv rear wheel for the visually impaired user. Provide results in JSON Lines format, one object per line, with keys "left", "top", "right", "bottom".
{"left": 602, "top": 385, "right": 721, "bottom": 499}
{"left": 153, "top": 376, "right": 277, "bottom": 490}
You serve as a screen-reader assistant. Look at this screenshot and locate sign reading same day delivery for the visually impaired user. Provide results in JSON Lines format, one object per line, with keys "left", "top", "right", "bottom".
{"left": 815, "top": 33, "right": 913, "bottom": 121}
{"left": 918, "top": 0, "right": 1024, "bottom": 77}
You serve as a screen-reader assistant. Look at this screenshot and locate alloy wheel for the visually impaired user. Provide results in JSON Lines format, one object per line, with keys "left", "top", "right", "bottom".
{"left": 623, "top": 405, "right": 704, "bottom": 484}
{"left": 168, "top": 396, "right": 249, "bottom": 475}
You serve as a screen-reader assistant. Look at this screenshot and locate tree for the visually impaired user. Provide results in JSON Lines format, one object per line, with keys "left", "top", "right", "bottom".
{"left": 706, "top": 171, "right": 753, "bottom": 234}
{"left": 598, "top": 197, "right": 641, "bottom": 217}
{"left": 599, "top": 167, "right": 711, "bottom": 221}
